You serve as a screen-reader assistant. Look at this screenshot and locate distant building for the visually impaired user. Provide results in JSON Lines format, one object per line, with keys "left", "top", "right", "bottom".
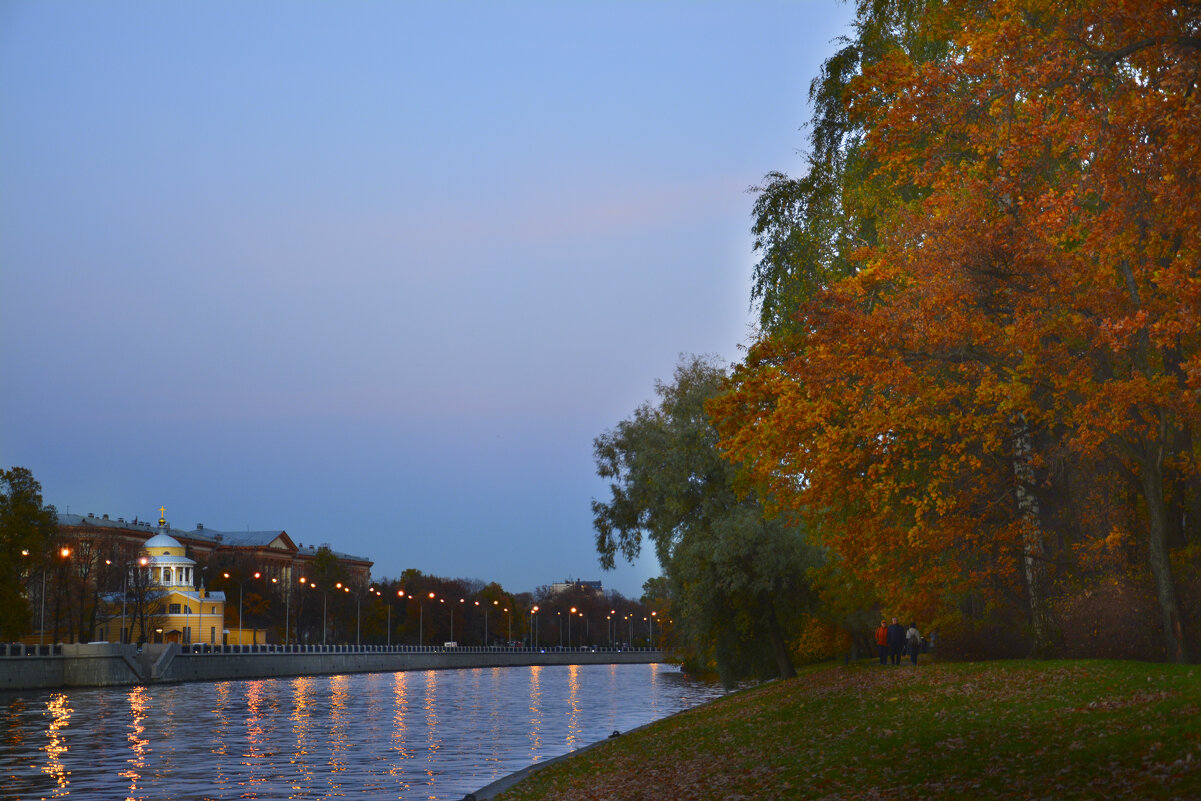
{"left": 549, "top": 579, "right": 603, "bottom": 596}
{"left": 59, "top": 512, "right": 373, "bottom": 587}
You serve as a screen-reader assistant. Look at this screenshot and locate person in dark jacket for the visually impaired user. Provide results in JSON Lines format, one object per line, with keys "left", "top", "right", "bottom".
{"left": 905, "top": 622, "right": 922, "bottom": 666}
{"left": 886, "top": 618, "right": 905, "bottom": 666}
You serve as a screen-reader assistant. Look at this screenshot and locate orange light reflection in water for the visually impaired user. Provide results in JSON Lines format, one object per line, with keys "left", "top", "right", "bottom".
{"left": 121, "top": 687, "right": 149, "bottom": 801}
{"left": 242, "top": 680, "right": 268, "bottom": 791}
{"left": 388, "top": 671, "right": 411, "bottom": 791}
{"left": 209, "top": 682, "right": 232, "bottom": 790}
{"left": 327, "top": 675, "right": 351, "bottom": 788}
{"left": 423, "top": 670, "right": 440, "bottom": 791}
{"left": 289, "top": 676, "right": 315, "bottom": 796}
{"left": 527, "top": 665, "right": 542, "bottom": 759}
{"left": 41, "top": 692, "right": 71, "bottom": 797}
{"left": 565, "top": 664, "right": 581, "bottom": 750}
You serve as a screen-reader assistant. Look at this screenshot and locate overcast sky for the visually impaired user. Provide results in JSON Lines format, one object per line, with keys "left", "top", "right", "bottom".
{"left": 1, "top": 1, "right": 854, "bottom": 597}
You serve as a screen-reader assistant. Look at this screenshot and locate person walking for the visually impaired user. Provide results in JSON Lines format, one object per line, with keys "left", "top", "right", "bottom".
{"left": 875, "top": 620, "right": 889, "bottom": 665}
{"left": 905, "top": 622, "right": 922, "bottom": 666}
{"left": 886, "top": 618, "right": 905, "bottom": 666}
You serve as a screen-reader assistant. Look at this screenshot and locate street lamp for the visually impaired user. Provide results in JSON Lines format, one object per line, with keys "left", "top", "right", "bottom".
{"left": 421, "top": 592, "right": 435, "bottom": 647}
{"left": 569, "top": 607, "right": 576, "bottom": 649}
{"left": 303, "top": 579, "right": 328, "bottom": 646}
{"left": 298, "top": 576, "right": 308, "bottom": 643}
{"left": 531, "top": 605, "right": 539, "bottom": 649}
{"left": 271, "top": 576, "right": 290, "bottom": 646}
{"left": 224, "top": 571, "right": 261, "bottom": 645}
{"left": 337, "top": 584, "right": 359, "bottom": 647}
{"left": 473, "top": 600, "right": 483, "bottom": 646}
{"left": 41, "top": 547, "right": 71, "bottom": 646}
{"left": 650, "top": 611, "right": 657, "bottom": 647}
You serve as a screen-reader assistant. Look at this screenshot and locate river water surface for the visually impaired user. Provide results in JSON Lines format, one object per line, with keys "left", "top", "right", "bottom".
{"left": 1, "top": 663, "right": 723, "bottom": 800}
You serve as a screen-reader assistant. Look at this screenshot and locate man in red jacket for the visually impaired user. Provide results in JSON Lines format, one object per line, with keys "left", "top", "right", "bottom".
{"left": 875, "top": 620, "right": 889, "bottom": 665}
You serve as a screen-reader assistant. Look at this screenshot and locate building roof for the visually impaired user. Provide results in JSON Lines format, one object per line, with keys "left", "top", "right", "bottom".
{"left": 187, "top": 526, "right": 295, "bottom": 550}
{"left": 144, "top": 532, "right": 184, "bottom": 550}
{"left": 59, "top": 511, "right": 373, "bottom": 568}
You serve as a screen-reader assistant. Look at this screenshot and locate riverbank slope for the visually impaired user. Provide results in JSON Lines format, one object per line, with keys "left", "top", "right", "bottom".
{"left": 488, "top": 659, "right": 1201, "bottom": 800}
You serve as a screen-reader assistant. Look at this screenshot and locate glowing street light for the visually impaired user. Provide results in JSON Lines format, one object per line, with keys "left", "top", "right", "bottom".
{"left": 224, "top": 571, "right": 261, "bottom": 645}
{"left": 41, "top": 547, "right": 71, "bottom": 646}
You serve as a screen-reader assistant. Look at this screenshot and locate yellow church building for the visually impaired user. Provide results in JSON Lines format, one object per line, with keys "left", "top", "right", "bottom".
{"left": 95, "top": 525, "right": 266, "bottom": 646}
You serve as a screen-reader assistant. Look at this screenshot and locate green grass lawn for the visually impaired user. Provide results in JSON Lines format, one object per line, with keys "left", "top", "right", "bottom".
{"left": 492, "top": 659, "right": 1201, "bottom": 800}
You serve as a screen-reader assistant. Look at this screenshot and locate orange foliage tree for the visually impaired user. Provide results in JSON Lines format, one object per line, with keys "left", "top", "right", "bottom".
{"left": 712, "top": 0, "right": 1200, "bottom": 661}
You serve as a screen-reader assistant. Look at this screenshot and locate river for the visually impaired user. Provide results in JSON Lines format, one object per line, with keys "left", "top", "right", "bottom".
{"left": 1, "top": 662, "right": 723, "bottom": 800}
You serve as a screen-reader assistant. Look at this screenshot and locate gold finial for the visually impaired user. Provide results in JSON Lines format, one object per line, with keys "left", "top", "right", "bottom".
{"left": 159, "top": 505, "right": 167, "bottom": 527}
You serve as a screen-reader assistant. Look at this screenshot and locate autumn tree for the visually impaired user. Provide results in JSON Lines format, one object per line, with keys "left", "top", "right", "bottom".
{"left": 713, "top": 0, "right": 1200, "bottom": 661}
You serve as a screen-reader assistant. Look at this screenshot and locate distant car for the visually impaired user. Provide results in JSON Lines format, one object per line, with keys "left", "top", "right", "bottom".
{"left": 443, "top": 641, "right": 458, "bottom": 648}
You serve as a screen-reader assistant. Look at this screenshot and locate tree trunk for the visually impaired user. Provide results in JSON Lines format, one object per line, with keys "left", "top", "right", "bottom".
{"left": 1141, "top": 452, "right": 1192, "bottom": 664}
{"left": 762, "top": 594, "right": 797, "bottom": 679}
{"left": 1012, "top": 415, "right": 1052, "bottom": 652}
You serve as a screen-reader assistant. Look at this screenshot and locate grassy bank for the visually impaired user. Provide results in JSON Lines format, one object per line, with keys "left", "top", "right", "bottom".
{"left": 493, "top": 660, "right": 1200, "bottom": 800}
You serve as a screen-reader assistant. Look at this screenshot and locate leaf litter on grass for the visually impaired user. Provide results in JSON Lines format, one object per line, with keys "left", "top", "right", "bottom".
{"left": 493, "top": 661, "right": 1201, "bottom": 801}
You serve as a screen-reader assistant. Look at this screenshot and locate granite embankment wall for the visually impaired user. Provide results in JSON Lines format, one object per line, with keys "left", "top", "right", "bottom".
{"left": 0, "top": 643, "right": 665, "bottom": 691}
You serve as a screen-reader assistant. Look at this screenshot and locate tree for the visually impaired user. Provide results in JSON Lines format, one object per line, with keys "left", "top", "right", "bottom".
{"left": 713, "top": 0, "right": 1201, "bottom": 661}
{"left": 0, "top": 467, "right": 58, "bottom": 640}
{"left": 592, "top": 355, "right": 821, "bottom": 685}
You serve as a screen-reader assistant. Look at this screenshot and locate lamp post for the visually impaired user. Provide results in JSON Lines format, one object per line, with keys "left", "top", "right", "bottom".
{"left": 505, "top": 607, "right": 511, "bottom": 645}
{"left": 650, "top": 611, "right": 657, "bottom": 647}
{"left": 421, "top": 592, "right": 435, "bottom": 647}
{"left": 531, "top": 605, "right": 539, "bottom": 649}
{"left": 41, "top": 546, "right": 71, "bottom": 646}
{"left": 568, "top": 607, "right": 576, "bottom": 649}
{"left": 305, "top": 579, "right": 328, "bottom": 646}
{"left": 298, "top": 576, "right": 308, "bottom": 643}
{"left": 401, "top": 588, "right": 410, "bottom": 643}
{"left": 271, "top": 576, "right": 290, "bottom": 646}
{"left": 224, "top": 571, "right": 261, "bottom": 646}
{"left": 557, "top": 611, "right": 563, "bottom": 647}
{"left": 337, "top": 584, "right": 359, "bottom": 646}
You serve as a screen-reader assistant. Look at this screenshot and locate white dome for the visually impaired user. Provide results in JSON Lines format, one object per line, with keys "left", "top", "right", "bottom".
{"left": 144, "top": 532, "right": 183, "bottom": 550}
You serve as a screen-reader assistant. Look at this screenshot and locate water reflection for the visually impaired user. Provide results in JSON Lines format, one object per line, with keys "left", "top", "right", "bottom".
{"left": 41, "top": 692, "right": 71, "bottom": 796}
{"left": 122, "top": 686, "right": 149, "bottom": 800}
{"left": 527, "top": 664, "right": 542, "bottom": 759}
{"left": 564, "top": 664, "right": 581, "bottom": 749}
{"left": 290, "top": 676, "right": 315, "bottom": 796}
{"left": 1, "top": 664, "right": 723, "bottom": 800}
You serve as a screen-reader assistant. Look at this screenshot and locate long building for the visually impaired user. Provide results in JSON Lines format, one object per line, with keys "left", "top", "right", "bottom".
{"left": 58, "top": 512, "right": 373, "bottom": 587}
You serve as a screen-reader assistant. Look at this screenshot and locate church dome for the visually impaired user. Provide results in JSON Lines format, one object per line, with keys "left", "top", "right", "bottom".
{"left": 144, "top": 532, "right": 183, "bottom": 551}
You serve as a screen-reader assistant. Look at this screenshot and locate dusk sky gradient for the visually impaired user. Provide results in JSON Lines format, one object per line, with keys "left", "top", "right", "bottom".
{"left": 1, "top": 1, "right": 855, "bottom": 597}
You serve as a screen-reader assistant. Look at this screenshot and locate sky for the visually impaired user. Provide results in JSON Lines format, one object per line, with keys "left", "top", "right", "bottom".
{"left": 1, "top": 0, "right": 856, "bottom": 598}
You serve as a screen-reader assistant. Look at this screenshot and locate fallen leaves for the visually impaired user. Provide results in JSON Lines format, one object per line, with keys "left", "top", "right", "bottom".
{"left": 493, "top": 660, "right": 1201, "bottom": 801}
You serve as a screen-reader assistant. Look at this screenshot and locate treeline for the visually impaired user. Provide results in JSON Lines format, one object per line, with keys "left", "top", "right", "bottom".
{"left": 0, "top": 467, "right": 663, "bottom": 648}
{"left": 594, "top": 0, "right": 1200, "bottom": 683}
